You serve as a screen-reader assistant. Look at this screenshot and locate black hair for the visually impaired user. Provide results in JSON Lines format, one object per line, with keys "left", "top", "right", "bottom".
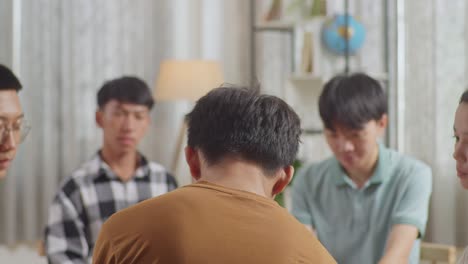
{"left": 319, "top": 73, "right": 387, "bottom": 130}
{"left": 459, "top": 90, "right": 468, "bottom": 104}
{"left": 186, "top": 85, "right": 301, "bottom": 176}
{"left": 97, "top": 76, "right": 154, "bottom": 109}
{"left": 0, "top": 64, "right": 22, "bottom": 91}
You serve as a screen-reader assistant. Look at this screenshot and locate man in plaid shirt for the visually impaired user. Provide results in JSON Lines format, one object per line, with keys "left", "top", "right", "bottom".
{"left": 44, "top": 76, "right": 177, "bottom": 264}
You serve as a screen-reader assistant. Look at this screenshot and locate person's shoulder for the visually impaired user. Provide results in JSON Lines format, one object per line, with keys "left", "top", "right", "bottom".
{"left": 386, "top": 148, "right": 432, "bottom": 181}
{"left": 146, "top": 161, "right": 168, "bottom": 174}
{"left": 123, "top": 187, "right": 187, "bottom": 213}
{"left": 57, "top": 156, "right": 101, "bottom": 196}
{"left": 295, "top": 157, "right": 336, "bottom": 184}
{"left": 104, "top": 188, "right": 186, "bottom": 230}
{"left": 276, "top": 213, "right": 337, "bottom": 263}
{"left": 391, "top": 148, "right": 430, "bottom": 171}
{"left": 146, "top": 161, "right": 178, "bottom": 187}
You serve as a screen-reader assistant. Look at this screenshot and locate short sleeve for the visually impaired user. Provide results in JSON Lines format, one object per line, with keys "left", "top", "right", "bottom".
{"left": 291, "top": 165, "right": 314, "bottom": 227}
{"left": 391, "top": 163, "right": 432, "bottom": 238}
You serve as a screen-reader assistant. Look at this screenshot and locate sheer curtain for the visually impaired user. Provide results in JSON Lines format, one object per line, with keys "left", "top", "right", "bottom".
{"left": 400, "top": 0, "right": 467, "bottom": 247}
{"left": 0, "top": 0, "right": 250, "bottom": 244}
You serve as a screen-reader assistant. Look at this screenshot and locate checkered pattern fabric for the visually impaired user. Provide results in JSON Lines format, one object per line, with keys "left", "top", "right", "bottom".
{"left": 44, "top": 152, "right": 177, "bottom": 264}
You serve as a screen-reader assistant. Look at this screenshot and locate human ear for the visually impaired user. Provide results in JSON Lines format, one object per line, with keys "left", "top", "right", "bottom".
{"left": 184, "top": 146, "right": 201, "bottom": 180}
{"left": 271, "top": 165, "right": 294, "bottom": 197}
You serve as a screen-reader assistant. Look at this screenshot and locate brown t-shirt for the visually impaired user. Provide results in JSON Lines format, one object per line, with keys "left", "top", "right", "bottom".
{"left": 93, "top": 181, "right": 336, "bottom": 264}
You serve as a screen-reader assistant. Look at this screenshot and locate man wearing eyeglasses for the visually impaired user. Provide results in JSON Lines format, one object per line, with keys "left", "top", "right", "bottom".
{"left": 0, "top": 64, "right": 30, "bottom": 178}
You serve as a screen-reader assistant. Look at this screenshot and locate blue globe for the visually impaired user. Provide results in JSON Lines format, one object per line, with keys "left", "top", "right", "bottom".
{"left": 322, "top": 14, "right": 366, "bottom": 55}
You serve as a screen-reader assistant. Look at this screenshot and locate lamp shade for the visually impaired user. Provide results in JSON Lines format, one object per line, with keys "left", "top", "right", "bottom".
{"left": 154, "top": 60, "right": 224, "bottom": 102}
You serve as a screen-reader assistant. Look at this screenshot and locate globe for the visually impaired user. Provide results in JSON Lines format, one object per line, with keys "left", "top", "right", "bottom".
{"left": 322, "top": 14, "right": 366, "bottom": 55}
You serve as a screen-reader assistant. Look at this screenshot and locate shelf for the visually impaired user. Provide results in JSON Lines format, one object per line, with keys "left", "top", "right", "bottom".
{"left": 289, "top": 74, "right": 322, "bottom": 82}
{"left": 254, "top": 21, "right": 295, "bottom": 32}
{"left": 290, "top": 73, "right": 388, "bottom": 83}
{"left": 368, "top": 72, "right": 389, "bottom": 82}
{"left": 284, "top": 75, "right": 323, "bottom": 132}
{"left": 302, "top": 128, "right": 323, "bottom": 135}
{"left": 288, "top": 74, "right": 323, "bottom": 90}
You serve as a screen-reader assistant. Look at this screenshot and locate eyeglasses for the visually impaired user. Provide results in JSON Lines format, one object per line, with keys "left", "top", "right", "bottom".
{"left": 0, "top": 119, "right": 31, "bottom": 145}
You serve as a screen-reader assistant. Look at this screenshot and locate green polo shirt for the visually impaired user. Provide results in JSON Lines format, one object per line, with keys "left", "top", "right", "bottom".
{"left": 291, "top": 144, "right": 432, "bottom": 264}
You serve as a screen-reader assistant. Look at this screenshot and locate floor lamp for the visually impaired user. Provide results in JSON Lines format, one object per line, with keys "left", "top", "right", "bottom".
{"left": 154, "top": 60, "right": 224, "bottom": 180}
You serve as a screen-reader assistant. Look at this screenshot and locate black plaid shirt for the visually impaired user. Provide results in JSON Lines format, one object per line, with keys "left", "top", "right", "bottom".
{"left": 44, "top": 152, "right": 177, "bottom": 264}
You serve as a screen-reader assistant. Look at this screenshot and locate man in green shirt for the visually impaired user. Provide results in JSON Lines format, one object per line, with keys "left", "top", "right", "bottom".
{"left": 292, "top": 73, "right": 432, "bottom": 264}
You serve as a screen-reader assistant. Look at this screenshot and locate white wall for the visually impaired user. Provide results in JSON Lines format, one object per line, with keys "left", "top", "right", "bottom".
{"left": 403, "top": 0, "right": 467, "bottom": 246}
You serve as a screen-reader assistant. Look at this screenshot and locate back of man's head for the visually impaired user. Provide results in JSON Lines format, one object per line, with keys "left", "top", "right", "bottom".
{"left": 319, "top": 73, "right": 387, "bottom": 130}
{"left": 186, "top": 85, "right": 301, "bottom": 176}
{"left": 0, "top": 64, "right": 22, "bottom": 91}
{"left": 97, "top": 76, "right": 154, "bottom": 109}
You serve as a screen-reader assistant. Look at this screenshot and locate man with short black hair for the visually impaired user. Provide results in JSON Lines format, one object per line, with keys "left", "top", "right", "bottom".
{"left": 93, "top": 86, "right": 336, "bottom": 264}
{"left": 0, "top": 64, "right": 30, "bottom": 178}
{"left": 292, "top": 73, "right": 432, "bottom": 264}
{"left": 45, "top": 76, "right": 177, "bottom": 263}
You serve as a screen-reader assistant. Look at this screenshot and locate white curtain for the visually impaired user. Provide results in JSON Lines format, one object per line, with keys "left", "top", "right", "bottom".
{"left": 401, "top": 0, "right": 467, "bottom": 247}
{"left": 0, "top": 0, "right": 250, "bottom": 244}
